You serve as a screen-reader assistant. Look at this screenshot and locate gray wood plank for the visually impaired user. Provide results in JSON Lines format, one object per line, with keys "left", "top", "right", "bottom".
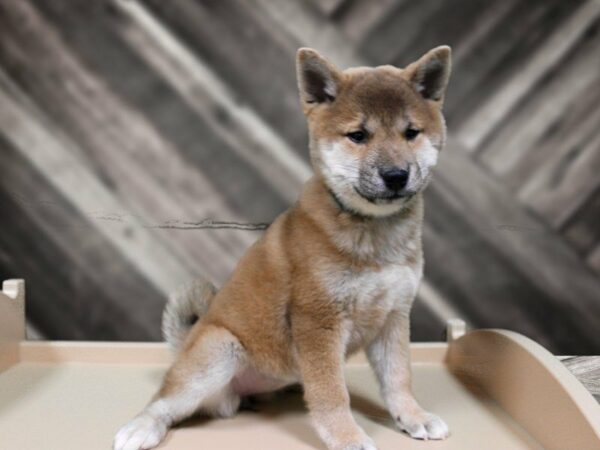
{"left": 0, "top": 134, "right": 164, "bottom": 340}
{"left": 334, "top": 0, "right": 402, "bottom": 44}
{"left": 358, "top": 0, "right": 448, "bottom": 64}
{"left": 482, "top": 62, "right": 600, "bottom": 195}
{"left": 560, "top": 356, "right": 600, "bottom": 403}
{"left": 455, "top": 0, "right": 597, "bottom": 149}
{"left": 0, "top": 0, "right": 267, "bottom": 285}
{"left": 306, "top": 0, "right": 348, "bottom": 17}
{"left": 423, "top": 183, "right": 595, "bottom": 353}
{"left": 252, "top": 0, "right": 600, "bottom": 354}
{"left": 562, "top": 186, "right": 600, "bottom": 258}
{"left": 0, "top": 0, "right": 596, "bottom": 352}
{"left": 142, "top": 0, "right": 309, "bottom": 154}
{"left": 409, "top": 299, "right": 445, "bottom": 343}
{"left": 28, "top": 0, "right": 291, "bottom": 223}
{"left": 587, "top": 244, "right": 600, "bottom": 275}
{"left": 113, "top": 0, "right": 311, "bottom": 199}
{"left": 435, "top": 139, "right": 600, "bottom": 353}
{"left": 518, "top": 126, "right": 600, "bottom": 229}
{"left": 477, "top": 15, "right": 600, "bottom": 189}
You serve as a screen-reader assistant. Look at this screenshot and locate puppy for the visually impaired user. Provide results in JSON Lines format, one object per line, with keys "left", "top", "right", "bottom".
{"left": 114, "top": 45, "right": 452, "bottom": 450}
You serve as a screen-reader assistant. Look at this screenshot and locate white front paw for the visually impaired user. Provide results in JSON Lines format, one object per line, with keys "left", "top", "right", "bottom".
{"left": 339, "top": 439, "right": 378, "bottom": 450}
{"left": 113, "top": 414, "right": 168, "bottom": 450}
{"left": 396, "top": 411, "right": 449, "bottom": 440}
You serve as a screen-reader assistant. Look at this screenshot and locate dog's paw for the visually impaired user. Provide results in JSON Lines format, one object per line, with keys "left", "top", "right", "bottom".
{"left": 395, "top": 411, "right": 449, "bottom": 440}
{"left": 113, "top": 414, "right": 168, "bottom": 450}
{"left": 338, "top": 439, "right": 378, "bottom": 450}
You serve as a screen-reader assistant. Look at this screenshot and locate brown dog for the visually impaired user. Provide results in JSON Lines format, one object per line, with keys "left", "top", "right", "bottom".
{"left": 114, "top": 45, "right": 452, "bottom": 450}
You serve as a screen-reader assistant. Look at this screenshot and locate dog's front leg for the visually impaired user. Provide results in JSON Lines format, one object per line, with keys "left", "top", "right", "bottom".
{"left": 367, "top": 308, "right": 449, "bottom": 440}
{"left": 294, "top": 319, "right": 377, "bottom": 450}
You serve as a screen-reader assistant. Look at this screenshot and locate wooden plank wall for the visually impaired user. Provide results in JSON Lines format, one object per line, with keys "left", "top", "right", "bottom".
{"left": 0, "top": 0, "right": 598, "bottom": 353}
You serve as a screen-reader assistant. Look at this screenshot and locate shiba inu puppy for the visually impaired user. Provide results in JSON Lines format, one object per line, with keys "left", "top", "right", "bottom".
{"left": 114, "top": 45, "right": 452, "bottom": 450}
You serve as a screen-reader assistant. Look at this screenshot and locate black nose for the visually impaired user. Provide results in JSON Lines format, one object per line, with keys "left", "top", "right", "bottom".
{"left": 379, "top": 167, "right": 409, "bottom": 191}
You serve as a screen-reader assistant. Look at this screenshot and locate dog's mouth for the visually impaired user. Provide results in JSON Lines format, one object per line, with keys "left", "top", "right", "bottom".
{"left": 353, "top": 186, "right": 415, "bottom": 204}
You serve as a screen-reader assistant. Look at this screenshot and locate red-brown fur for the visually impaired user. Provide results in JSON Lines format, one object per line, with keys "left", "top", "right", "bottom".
{"left": 114, "top": 45, "right": 452, "bottom": 450}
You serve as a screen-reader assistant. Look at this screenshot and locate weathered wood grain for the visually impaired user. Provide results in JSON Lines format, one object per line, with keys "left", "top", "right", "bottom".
{"left": 142, "top": 0, "right": 309, "bottom": 153}
{"left": 334, "top": 0, "right": 401, "bottom": 44}
{"left": 487, "top": 64, "right": 600, "bottom": 196}
{"left": 307, "top": 0, "right": 348, "bottom": 17}
{"left": 0, "top": 135, "right": 164, "bottom": 340}
{"left": 434, "top": 139, "right": 600, "bottom": 351}
{"left": 0, "top": 0, "right": 263, "bottom": 281}
{"left": 0, "top": 0, "right": 597, "bottom": 352}
{"left": 252, "top": 0, "right": 600, "bottom": 353}
{"left": 422, "top": 183, "right": 593, "bottom": 352}
{"left": 560, "top": 356, "right": 600, "bottom": 403}
{"left": 455, "top": 0, "right": 595, "bottom": 148}
{"left": 520, "top": 130, "right": 600, "bottom": 229}
{"left": 0, "top": 70, "right": 188, "bottom": 294}
{"left": 114, "top": 0, "right": 311, "bottom": 195}
{"left": 478, "top": 19, "right": 600, "bottom": 184}
{"left": 562, "top": 188, "right": 600, "bottom": 255}
{"left": 34, "top": 0, "right": 309, "bottom": 205}
{"left": 358, "top": 0, "right": 449, "bottom": 64}
{"left": 587, "top": 245, "right": 600, "bottom": 274}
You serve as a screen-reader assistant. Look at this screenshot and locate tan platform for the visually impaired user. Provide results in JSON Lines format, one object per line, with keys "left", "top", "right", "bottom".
{"left": 1, "top": 279, "right": 599, "bottom": 450}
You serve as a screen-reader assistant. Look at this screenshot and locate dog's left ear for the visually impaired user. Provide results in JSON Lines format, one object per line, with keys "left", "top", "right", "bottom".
{"left": 405, "top": 46, "right": 452, "bottom": 102}
{"left": 296, "top": 48, "right": 342, "bottom": 105}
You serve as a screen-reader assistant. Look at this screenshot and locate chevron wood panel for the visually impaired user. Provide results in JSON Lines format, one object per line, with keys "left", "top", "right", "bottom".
{"left": 0, "top": 0, "right": 598, "bottom": 354}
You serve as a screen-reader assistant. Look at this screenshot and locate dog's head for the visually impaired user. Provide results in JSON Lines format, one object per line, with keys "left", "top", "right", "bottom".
{"left": 296, "top": 47, "right": 451, "bottom": 217}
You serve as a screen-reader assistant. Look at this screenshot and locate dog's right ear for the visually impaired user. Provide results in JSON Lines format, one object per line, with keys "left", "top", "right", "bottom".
{"left": 296, "top": 48, "right": 341, "bottom": 105}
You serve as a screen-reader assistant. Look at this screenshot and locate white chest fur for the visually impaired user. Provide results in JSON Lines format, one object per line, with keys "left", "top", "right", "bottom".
{"left": 324, "top": 264, "right": 420, "bottom": 310}
{"left": 320, "top": 263, "right": 422, "bottom": 350}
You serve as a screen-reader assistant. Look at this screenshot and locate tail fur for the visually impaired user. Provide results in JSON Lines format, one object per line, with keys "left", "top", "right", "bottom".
{"left": 162, "top": 279, "right": 217, "bottom": 351}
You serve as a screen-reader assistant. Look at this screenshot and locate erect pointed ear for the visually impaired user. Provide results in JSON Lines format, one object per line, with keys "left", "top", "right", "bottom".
{"left": 405, "top": 46, "right": 452, "bottom": 102}
{"left": 296, "top": 48, "right": 342, "bottom": 104}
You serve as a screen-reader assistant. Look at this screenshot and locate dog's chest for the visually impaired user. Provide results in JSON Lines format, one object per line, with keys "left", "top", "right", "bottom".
{"left": 327, "top": 264, "right": 420, "bottom": 310}
{"left": 321, "top": 263, "right": 421, "bottom": 346}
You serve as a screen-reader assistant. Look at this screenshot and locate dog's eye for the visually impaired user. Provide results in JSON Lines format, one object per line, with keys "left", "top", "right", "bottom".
{"left": 347, "top": 130, "right": 367, "bottom": 143}
{"left": 405, "top": 128, "right": 420, "bottom": 140}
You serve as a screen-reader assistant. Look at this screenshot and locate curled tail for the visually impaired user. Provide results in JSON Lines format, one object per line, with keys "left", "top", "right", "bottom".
{"left": 162, "top": 279, "right": 217, "bottom": 351}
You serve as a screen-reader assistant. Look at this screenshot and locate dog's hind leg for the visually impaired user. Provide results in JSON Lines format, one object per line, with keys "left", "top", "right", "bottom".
{"left": 113, "top": 324, "right": 244, "bottom": 450}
